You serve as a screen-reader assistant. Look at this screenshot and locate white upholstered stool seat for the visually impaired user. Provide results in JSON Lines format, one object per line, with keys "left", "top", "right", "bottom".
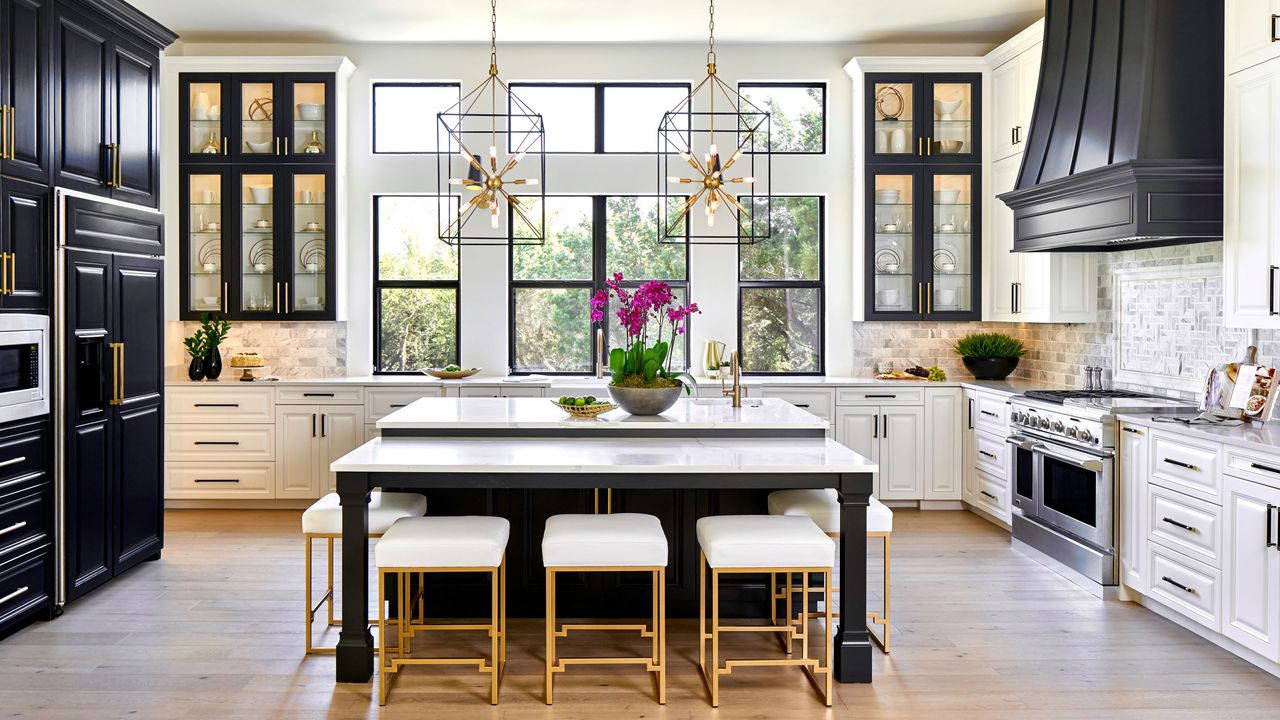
{"left": 375, "top": 516, "right": 509, "bottom": 569}
{"left": 542, "top": 513, "right": 668, "bottom": 567}
{"left": 302, "top": 490, "right": 427, "bottom": 536}
{"left": 766, "top": 489, "right": 894, "bottom": 534}
{"left": 696, "top": 515, "right": 834, "bottom": 569}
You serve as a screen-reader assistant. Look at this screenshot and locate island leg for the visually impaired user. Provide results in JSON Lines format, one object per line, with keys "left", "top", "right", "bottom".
{"left": 336, "top": 472, "right": 373, "bottom": 683}
{"left": 833, "top": 472, "right": 873, "bottom": 683}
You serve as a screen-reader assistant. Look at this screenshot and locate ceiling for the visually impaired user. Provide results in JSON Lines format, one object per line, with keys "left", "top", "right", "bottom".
{"left": 134, "top": 0, "right": 1044, "bottom": 45}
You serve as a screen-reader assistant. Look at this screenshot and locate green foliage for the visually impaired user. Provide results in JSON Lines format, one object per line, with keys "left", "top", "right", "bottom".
{"left": 954, "top": 332, "right": 1026, "bottom": 359}
{"left": 376, "top": 197, "right": 459, "bottom": 372}
{"left": 198, "top": 313, "right": 231, "bottom": 347}
{"left": 182, "top": 333, "right": 206, "bottom": 359}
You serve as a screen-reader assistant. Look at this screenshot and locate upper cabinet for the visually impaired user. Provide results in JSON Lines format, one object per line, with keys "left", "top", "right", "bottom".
{"left": 1, "top": 0, "right": 52, "bottom": 184}
{"left": 989, "top": 40, "right": 1041, "bottom": 163}
{"left": 181, "top": 72, "right": 335, "bottom": 165}
{"left": 1226, "top": 0, "right": 1280, "bottom": 76}
{"left": 866, "top": 73, "right": 982, "bottom": 165}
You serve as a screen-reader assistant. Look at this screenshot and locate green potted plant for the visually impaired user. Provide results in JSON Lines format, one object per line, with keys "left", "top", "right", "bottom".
{"left": 954, "top": 332, "right": 1026, "bottom": 380}
{"left": 590, "top": 273, "right": 698, "bottom": 415}
{"left": 183, "top": 330, "right": 207, "bottom": 381}
{"left": 198, "top": 313, "right": 232, "bottom": 380}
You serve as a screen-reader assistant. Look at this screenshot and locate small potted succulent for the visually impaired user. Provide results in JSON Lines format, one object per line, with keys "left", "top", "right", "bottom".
{"left": 591, "top": 272, "right": 699, "bottom": 416}
{"left": 954, "top": 332, "right": 1026, "bottom": 380}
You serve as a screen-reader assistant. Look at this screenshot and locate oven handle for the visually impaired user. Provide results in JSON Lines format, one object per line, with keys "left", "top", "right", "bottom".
{"left": 1034, "top": 445, "right": 1109, "bottom": 472}
{"left": 1006, "top": 435, "right": 1043, "bottom": 452}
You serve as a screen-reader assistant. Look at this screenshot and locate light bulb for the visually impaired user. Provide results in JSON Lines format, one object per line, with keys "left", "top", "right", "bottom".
{"left": 667, "top": 176, "right": 680, "bottom": 183}
{"left": 709, "top": 143, "right": 718, "bottom": 157}
{"left": 489, "top": 145, "right": 497, "bottom": 159}
{"left": 743, "top": 176, "right": 756, "bottom": 184}
{"left": 680, "top": 151, "right": 692, "bottom": 160}
{"left": 459, "top": 147, "right": 472, "bottom": 161}
{"left": 448, "top": 178, "right": 463, "bottom": 185}
{"left": 706, "top": 210, "right": 716, "bottom": 228}
{"left": 523, "top": 178, "right": 538, "bottom": 186}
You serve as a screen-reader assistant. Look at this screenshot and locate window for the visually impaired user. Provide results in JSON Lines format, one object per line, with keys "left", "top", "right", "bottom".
{"left": 509, "top": 82, "right": 690, "bottom": 153}
{"left": 510, "top": 196, "right": 688, "bottom": 373}
{"left": 373, "top": 196, "right": 460, "bottom": 372}
{"left": 739, "top": 196, "right": 824, "bottom": 374}
{"left": 738, "top": 82, "right": 826, "bottom": 154}
{"left": 372, "top": 82, "right": 461, "bottom": 154}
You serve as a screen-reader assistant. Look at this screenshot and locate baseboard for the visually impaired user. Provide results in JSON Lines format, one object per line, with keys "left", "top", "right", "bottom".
{"left": 165, "top": 499, "right": 314, "bottom": 510}
{"left": 1135, "top": 592, "right": 1280, "bottom": 680}
{"left": 919, "top": 500, "right": 964, "bottom": 511}
{"left": 962, "top": 501, "right": 1012, "bottom": 531}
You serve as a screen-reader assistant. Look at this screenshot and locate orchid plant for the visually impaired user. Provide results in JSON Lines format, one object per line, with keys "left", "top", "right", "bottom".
{"left": 590, "top": 273, "right": 700, "bottom": 392}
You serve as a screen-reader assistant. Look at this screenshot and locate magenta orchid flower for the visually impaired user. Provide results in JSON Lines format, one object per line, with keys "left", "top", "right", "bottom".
{"left": 589, "top": 271, "right": 700, "bottom": 377}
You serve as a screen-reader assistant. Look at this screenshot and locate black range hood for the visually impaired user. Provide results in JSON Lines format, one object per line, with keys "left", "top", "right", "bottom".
{"left": 999, "top": 0, "right": 1224, "bottom": 252}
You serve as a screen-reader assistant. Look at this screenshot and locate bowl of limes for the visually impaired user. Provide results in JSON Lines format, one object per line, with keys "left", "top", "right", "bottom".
{"left": 552, "top": 395, "right": 617, "bottom": 419}
{"left": 424, "top": 364, "right": 481, "bottom": 379}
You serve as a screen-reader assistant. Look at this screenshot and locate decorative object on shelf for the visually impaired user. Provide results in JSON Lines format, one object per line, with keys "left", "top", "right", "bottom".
{"left": 552, "top": 397, "right": 618, "bottom": 419}
{"left": 209, "top": 104, "right": 221, "bottom": 121}
{"left": 248, "top": 97, "right": 273, "bottom": 121}
{"left": 230, "top": 352, "right": 264, "bottom": 382}
{"left": 424, "top": 365, "right": 482, "bottom": 379}
{"left": 934, "top": 97, "right": 963, "bottom": 121}
{"left": 297, "top": 103, "right": 324, "bottom": 121}
{"left": 200, "top": 131, "right": 220, "bottom": 154}
{"left": 192, "top": 91, "right": 211, "bottom": 121}
{"left": 302, "top": 296, "right": 321, "bottom": 308}
{"left": 199, "top": 295, "right": 219, "bottom": 308}
{"left": 591, "top": 273, "right": 698, "bottom": 415}
{"left": 302, "top": 130, "right": 325, "bottom": 154}
{"left": 298, "top": 239, "right": 326, "bottom": 273}
{"left": 206, "top": 221, "right": 220, "bottom": 232}
{"left": 932, "top": 248, "right": 957, "bottom": 272}
{"left": 935, "top": 287, "right": 958, "bottom": 308}
{"left": 875, "top": 289, "right": 901, "bottom": 307}
{"left": 249, "top": 185, "right": 271, "bottom": 204}
{"left": 874, "top": 248, "right": 902, "bottom": 273}
{"left": 437, "top": 0, "right": 546, "bottom": 246}
{"left": 198, "top": 313, "right": 231, "bottom": 381}
{"left": 249, "top": 239, "right": 273, "bottom": 272}
{"left": 933, "top": 189, "right": 960, "bottom": 204}
{"left": 183, "top": 330, "right": 206, "bottom": 381}
{"left": 954, "top": 332, "right": 1026, "bottom": 380}
{"left": 932, "top": 139, "right": 964, "bottom": 154}
{"left": 657, "top": 0, "right": 771, "bottom": 245}
{"left": 703, "top": 339, "right": 726, "bottom": 379}
{"left": 245, "top": 139, "right": 273, "bottom": 154}
{"left": 875, "top": 129, "right": 889, "bottom": 153}
{"left": 873, "top": 188, "right": 900, "bottom": 204}
{"left": 304, "top": 221, "right": 322, "bottom": 232}
{"left": 880, "top": 222, "right": 898, "bottom": 233}
{"left": 254, "top": 219, "right": 270, "bottom": 229}
{"left": 889, "top": 127, "right": 908, "bottom": 153}
{"left": 197, "top": 240, "right": 220, "bottom": 272}
{"left": 202, "top": 190, "right": 217, "bottom": 204}
{"left": 875, "top": 85, "right": 904, "bottom": 120}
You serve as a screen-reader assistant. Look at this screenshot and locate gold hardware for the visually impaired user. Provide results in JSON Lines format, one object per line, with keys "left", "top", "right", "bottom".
{"left": 284, "top": 137, "right": 290, "bottom": 155}
{"left": 926, "top": 137, "right": 932, "bottom": 156}
{"left": 108, "top": 342, "right": 123, "bottom": 405}
{"left": 115, "top": 144, "right": 123, "bottom": 187}
{"left": 926, "top": 282, "right": 932, "bottom": 313}
{"left": 104, "top": 144, "right": 117, "bottom": 187}
{"left": 0, "top": 106, "right": 8, "bottom": 160}
{"left": 0, "top": 520, "right": 27, "bottom": 537}
{"left": 0, "top": 253, "right": 8, "bottom": 295}
{"left": 917, "top": 282, "right": 923, "bottom": 312}
{"left": 6, "top": 105, "right": 12, "bottom": 159}
{"left": 284, "top": 282, "right": 290, "bottom": 314}
{"left": 275, "top": 282, "right": 280, "bottom": 312}
{"left": 0, "top": 586, "right": 29, "bottom": 605}
{"left": 8, "top": 252, "right": 14, "bottom": 295}
{"left": 222, "top": 136, "right": 228, "bottom": 155}
{"left": 720, "top": 350, "right": 741, "bottom": 407}
{"left": 275, "top": 137, "right": 281, "bottom": 155}
{"left": 917, "top": 137, "right": 922, "bottom": 155}
{"left": 222, "top": 282, "right": 229, "bottom": 314}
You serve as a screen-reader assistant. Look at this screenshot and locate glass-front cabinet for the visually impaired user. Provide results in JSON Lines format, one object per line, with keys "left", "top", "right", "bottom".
{"left": 180, "top": 73, "right": 335, "bottom": 165}
{"left": 866, "top": 73, "right": 981, "bottom": 165}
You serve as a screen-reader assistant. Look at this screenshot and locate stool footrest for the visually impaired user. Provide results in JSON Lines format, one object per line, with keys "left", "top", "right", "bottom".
{"left": 555, "top": 623, "right": 652, "bottom": 638}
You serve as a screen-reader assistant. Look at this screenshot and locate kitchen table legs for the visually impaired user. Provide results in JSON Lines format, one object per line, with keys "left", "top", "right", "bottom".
{"left": 336, "top": 473, "right": 373, "bottom": 683}
{"left": 833, "top": 472, "right": 874, "bottom": 683}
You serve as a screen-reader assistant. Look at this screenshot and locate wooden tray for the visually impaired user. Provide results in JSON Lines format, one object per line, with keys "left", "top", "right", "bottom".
{"left": 423, "top": 368, "right": 481, "bottom": 379}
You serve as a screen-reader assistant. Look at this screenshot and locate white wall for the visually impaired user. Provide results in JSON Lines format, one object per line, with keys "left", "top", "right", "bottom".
{"left": 164, "top": 40, "right": 992, "bottom": 376}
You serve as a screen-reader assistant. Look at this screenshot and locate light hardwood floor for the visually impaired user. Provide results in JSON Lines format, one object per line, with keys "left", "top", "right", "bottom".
{"left": 2, "top": 508, "right": 1278, "bottom": 719}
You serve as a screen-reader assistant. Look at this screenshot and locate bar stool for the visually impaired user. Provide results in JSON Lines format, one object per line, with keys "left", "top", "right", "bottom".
{"left": 696, "top": 515, "right": 834, "bottom": 707}
{"left": 767, "top": 489, "right": 894, "bottom": 652}
{"left": 301, "top": 490, "right": 427, "bottom": 654}
{"left": 375, "top": 515, "right": 509, "bottom": 706}
{"left": 542, "top": 513, "right": 668, "bottom": 705}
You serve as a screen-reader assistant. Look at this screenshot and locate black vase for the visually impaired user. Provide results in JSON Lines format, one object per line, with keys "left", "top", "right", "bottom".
{"left": 204, "top": 345, "right": 223, "bottom": 380}
{"left": 187, "top": 355, "right": 206, "bottom": 381}
{"left": 962, "top": 356, "right": 1019, "bottom": 381}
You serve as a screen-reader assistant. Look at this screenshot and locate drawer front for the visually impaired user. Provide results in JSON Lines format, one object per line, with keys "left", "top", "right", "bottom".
{"left": 1148, "top": 484, "right": 1222, "bottom": 568}
{"left": 0, "top": 428, "right": 47, "bottom": 489}
{"left": 457, "top": 386, "right": 501, "bottom": 398}
{"left": 759, "top": 388, "right": 834, "bottom": 421}
{"left": 1225, "top": 447, "right": 1280, "bottom": 491}
{"left": 1147, "top": 543, "right": 1221, "bottom": 631}
{"left": 365, "top": 387, "right": 445, "bottom": 422}
{"left": 165, "top": 463, "right": 275, "bottom": 499}
{"left": 0, "top": 486, "right": 49, "bottom": 564}
{"left": 166, "top": 387, "right": 274, "bottom": 424}
{"left": 974, "top": 469, "right": 1009, "bottom": 518}
{"left": 276, "top": 386, "right": 364, "bottom": 405}
{"left": 974, "top": 430, "right": 1007, "bottom": 478}
{"left": 973, "top": 394, "right": 1010, "bottom": 434}
{"left": 165, "top": 425, "right": 275, "bottom": 462}
{"left": 1150, "top": 431, "right": 1222, "bottom": 503}
{"left": 836, "top": 387, "right": 923, "bottom": 406}
{"left": 0, "top": 548, "right": 51, "bottom": 629}
{"left": 499, "top": 386, "right": 546, "bottom": 398}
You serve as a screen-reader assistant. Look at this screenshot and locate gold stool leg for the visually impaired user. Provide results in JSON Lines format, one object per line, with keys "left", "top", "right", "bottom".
{"left": 883, "top": 534, "right": 891, "bottom": 653}
{"left": 304, "top": 535, "right": 313, "bottom": 654}
{"left": 489, "top": 565, "right": 500, "bottom": 705}
{"left": 711, "top": 567, "right": 720, "bottom": 708}
{"left": 500, "top": 557, "right": 508, "bottom": 666}
{"left": 824, "top": 568, "right": 834, "bottom": 706}
{"left": 545, "top": 568, "right": 555, "bottom": 705}
{"left": 785, "top": 571, "right": 794, "bottom": 654}
{"left": 658, "top": 567, "right": 667, "bottom": 705}
{"left": 326, "top": 537, "right": 335, "bottom": 626}
{"left": 698, "top": 552, "right": 706, "bottom": 674}
{"left": 377, "top": 569, "right": 389, "bottom": 706}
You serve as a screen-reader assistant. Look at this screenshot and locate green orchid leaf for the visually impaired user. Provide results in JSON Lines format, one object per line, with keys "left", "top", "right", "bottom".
{"left": 643, "top": 358, "right": 660, "bottom": 382}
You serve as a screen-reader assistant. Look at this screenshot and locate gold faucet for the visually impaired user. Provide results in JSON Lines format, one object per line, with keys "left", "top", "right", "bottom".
{"left": 595, "top": 328, "right": 605, "bottom": 379}
{"left": 721, "top": 350, "right": 742, "bottom": 408}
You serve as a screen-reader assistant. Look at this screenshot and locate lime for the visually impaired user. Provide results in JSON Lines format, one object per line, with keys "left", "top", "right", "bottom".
{"left": 585, "top": 395, "right": 596, "bottom": 404}
{"left": 574, "top": 397, "right": 587, "bottom": 406}
{"left": 559, "top": 396, "right": 569, "bottom": 405}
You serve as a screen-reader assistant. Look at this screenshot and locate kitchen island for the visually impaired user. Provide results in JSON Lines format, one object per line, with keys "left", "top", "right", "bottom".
{"left": 331, "top": 397, "right": 878, "bottom": 684}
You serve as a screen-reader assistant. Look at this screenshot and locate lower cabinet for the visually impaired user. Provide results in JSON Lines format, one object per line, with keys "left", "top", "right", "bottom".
{"left": 835, "top": 404, "right": 924, "bottom": 500}
{"left": 924, "top": 388, "right": 962, "bottom": 499}
{"left": 276, "top": 405, "right": 362, "bottom": 498}
{"left": 0, "top": 419, "right": 52, "bottom": 640}
{"left": 1221, "top": 474, "right": 1280, "bottom": 660}
{"left": 961, "top": 388, "right": 1013, "bottom": 524}
{"left": 1119, "top": 422, "right": 1149, "bottom": 590}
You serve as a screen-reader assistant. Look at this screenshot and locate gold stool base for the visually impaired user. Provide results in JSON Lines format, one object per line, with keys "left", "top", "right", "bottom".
{"left": 773, "top": 530, "right": 891, "bottom": 654}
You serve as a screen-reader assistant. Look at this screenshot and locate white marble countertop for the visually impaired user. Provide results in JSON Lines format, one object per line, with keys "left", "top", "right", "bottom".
{"left": 1117, "top": 412, "right": 1280, "bottom": 455}
{"left": 331, "top": 436, "right": 878, "bottom": 474}
{"left": 376, "top": 397, "right": 829, "bottom": 430}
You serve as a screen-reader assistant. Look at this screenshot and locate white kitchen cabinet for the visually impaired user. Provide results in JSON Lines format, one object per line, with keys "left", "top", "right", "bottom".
{"left": 1227, "top": 0, "right": 1280, "bottom": 76}
{"left": 962, "top": 389, "right": 978, "bottom": 504}
{"left": 881, "top": 407, "right": 925, "bottom": 499}
{"left": 1224, "top": 59, "right": 1280, "bottom": 328}
{"left": 321, "top": 408, "right": 364, "bottom": 494}
{"left": 1118, "top": 422, "right": 1150, "bottom": 591}
{"left": 1222, "top": 474, "right": 1280, "bottom": 660}
{"left": 990, "top": 40, "right": 1040, "bottom": 162}
{"left": 275, "top": 405, "right": 363, "bottom": 499}
{"left": 835, "top": 406, "right": 880, "bottom": 495}
{"left": 924, "top": 388, "right": 962, "bottom": 500}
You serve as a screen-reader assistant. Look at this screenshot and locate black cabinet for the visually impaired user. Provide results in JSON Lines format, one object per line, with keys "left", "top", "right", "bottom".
{"left": 1, "top": 0, "right": 52, "bottom": 183}
{"left": 0, "top": 419, "right": 53, "bottom": 641}
{"left": 865, "top": 73, "right": 982, "bottom": 165}
{"left": 0, "top": 177, "right": 49, "bottom": 310}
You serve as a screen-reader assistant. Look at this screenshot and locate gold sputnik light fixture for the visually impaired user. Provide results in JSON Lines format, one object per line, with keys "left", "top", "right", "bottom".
{"left": 658, "top": 0, "right": 771, "bottom": 245}
{"left": 437, "top": 0, "right": 546, "bottom": 245}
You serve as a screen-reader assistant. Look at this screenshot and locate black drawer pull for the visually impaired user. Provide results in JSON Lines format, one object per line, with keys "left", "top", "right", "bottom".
{"left": 1163, "top": 458, "right": 1198, "bottom": 471}
{"left": 0, "top": 520, "right": 27, "bottom": 537}
{"left": 1160, "top": 576, "right": 1195, "bottom": 594}
{"left": 1268, "top": 504, "right": 1277, "bottom": 549}
{"left": 0, "top": 586, "right": 30, "bottom": 605}
{"left": 1122, "top": 427, "right": 1143, "bottom": 435}
{"left": 1272, "top": 14, "right": 1280, "bottom": 42}
{"left": 793, "top": 403, "right": 811, "bottom": 408}
{"left": 1250, "top": 462, "right": 1280, "bottom": 476}
{"left": 864, "top": 394, "right": 896, "bottom": 399}
{"left": 389, "top": 404, "right": 408, "bottom": 408}
{"left": 303, "top": 392, "right": 335, "bottom": 397}
{"left": 980, "top": 490, "right": 998, "bottom": 500}
{"left": 1161, "top": 517, "right": 1197, "bottom": 534}
{"left": 194, "top": 441, "right": 240, "bottom": 446}
{"left": 194, "top": 478, "right": 241, "bottom": 483}
{"left": 194, "top": 403, "right": 240, "bottom": 408}
{"left": 979, "top": 450, "right": 997, "bottom": 459}
{"left": 0, "top": 455, "right": 25, "bottom": 469}
{"left": 980, "top": 410, "right": 998, "bottom": 418}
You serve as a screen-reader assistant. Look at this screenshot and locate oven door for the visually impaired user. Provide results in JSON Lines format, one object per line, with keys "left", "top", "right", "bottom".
{"left": 1007, "top": 435, "right": 1040, "bottom": 517}
{"left": 1033, "top": 443, "right": 1114, "bottom": 550}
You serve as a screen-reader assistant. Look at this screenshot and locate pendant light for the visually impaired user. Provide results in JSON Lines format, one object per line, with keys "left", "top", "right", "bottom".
{"left": 657, "top": 0, "right": 771, "bottom": 245}
{"left": 437, "top": 0, "right": 546, "bottom": 246}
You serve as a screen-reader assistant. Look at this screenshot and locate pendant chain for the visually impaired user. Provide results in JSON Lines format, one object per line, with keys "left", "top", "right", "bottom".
{"left": 706, "top": 0, "right": 716, "bottom": 67}
{"left": 490, "top": 0, "right": 498, "bottom": 70}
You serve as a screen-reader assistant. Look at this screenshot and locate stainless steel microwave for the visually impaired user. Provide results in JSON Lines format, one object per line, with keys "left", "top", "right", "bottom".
{"left": 0, "top": 314, "right": 48, "bottom": 424}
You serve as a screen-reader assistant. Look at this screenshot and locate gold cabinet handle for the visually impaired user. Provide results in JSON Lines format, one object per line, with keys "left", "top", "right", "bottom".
{"left": 917, "top": 137, "right": 922, "bottom": 155}
{"left": 108, "top": 342, "right": 123, "bottom": 405}
{"left": 275, "top": 137, "right": 281, "bottom": 155}
{"left": 8, "top": 252, "right": 14, "bottom": 295}
{"left": 284, "top": 281, "right": 290, "bottom": 314}
{"left": 284, "top": 137, "right": 290, "bottom": 155}
{"left": 927, "top": 282, "right": 932, "bottom": 314}
{"left": 116, "top": 145, "right": 123, "bottom": 187}
{"left": 0, "top": 106, "right": 8, "bottom": 160}
{"left": 0, "top": 253, "right": 9, "bottom": 295}
{"left": 917, "top": 282, "right": 923, "bottom": 312}
{"left": 222, "top": 136, "right": 228, "bottom": 155}
{"left": 104, "top": 144, "right": 117, "bottom": 187}
{"left": 223, "top": 282, "right": 229, "bottom": 314}
{"left": 275, "top": 282, "right": 280, "bottom": 312}
{"left": 7, "top": 105, "right": 13, "bottom": 159}
{"left": 926, "top": 137, "right": 932, "bottom": 156}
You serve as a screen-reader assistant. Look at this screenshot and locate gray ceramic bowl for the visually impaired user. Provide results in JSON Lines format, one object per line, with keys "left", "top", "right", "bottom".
{"left": 608, "top": 384, "right": 683, "bottom": 416}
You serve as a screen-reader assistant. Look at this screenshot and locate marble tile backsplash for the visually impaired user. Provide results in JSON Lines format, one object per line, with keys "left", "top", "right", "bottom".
{"left": 170, "top": 321, "right": 347, "bottom": 379}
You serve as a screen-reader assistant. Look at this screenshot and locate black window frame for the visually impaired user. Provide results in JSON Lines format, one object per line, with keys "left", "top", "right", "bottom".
{"left": 737, "top": 195, "right": 826, "bottom": 376}
{"left": 737, "top": 81, "right": 828, "bottom": 155}
{"left": 507, "top": 82, "right": 692, "bottom": 154}
{"left": 372, "top": 194, "right": 462, "bottom": 375}
{"left": 508, "top": 195, "right": 691, "bottom": 375}
{"left": 371, "top": 81, "right": 463, "bottom": 155}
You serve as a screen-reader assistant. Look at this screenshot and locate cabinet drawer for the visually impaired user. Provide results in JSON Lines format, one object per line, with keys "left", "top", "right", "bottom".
{"left": 0, "top": 428, "right": 47, "bottom": 488}
{"left": 165, "top": 425, "right": 274, "bottom": 461}
{"left": 974, "top": 430, "right": 1007, "bottom": 478}
{"left": 457, "top": 386, "right": 501, "bottom": 398}
{"left": 759, "top": 388, "right": 834, "bottom": 421}
{"left": 1148, "top": 484, "right": 1222, "bottom": 568}
{"left": 276, "top": 386, "right": 364, "bottom": 405}
{"left": 1147, "top": 542, "right": 1221, "bottom": 631}
{"left": 1150, "top": 431, "right": 1222, "bottom": 503}
{"left": 837, "top": 387, "right": 923, "bottom": 406}
{"left": 499, "top": 386, "right": 545, "bottom": 398}
{"left": 365, "top": 387, "right": 445, "bottom": 422}
{"left": 166, "top": 387, "right": 274, "bottom": 424}
{"left": 165, "top": 462, "right": 275, "bottom": 498}
{"left": 0, "top": 486, "right": 49, "bottom": 564}
{"left": 0, "top": 548, "right": 50, "bottom": 629}
{"left": 973, "top": 394, "right": 1010, "bottom": 434}
{"left": 974, "top": 469, "right": 1008, "bottom": 517}
{"left": 1225, "top": 447, "right": 1280, "bottom": 491}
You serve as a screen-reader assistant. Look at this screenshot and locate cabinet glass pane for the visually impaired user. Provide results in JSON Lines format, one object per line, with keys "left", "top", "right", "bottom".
{"left": 931, "top": 174, "right": 973, "bottom": 313}
{"left": 291, "top": 174, "right": 327, "bottom": 312}
{"left": 240, "top": 174, "right": 276, "bottom": 313}
{"left": 931, "top": 82, "right": 973, "bottom": 156}
{"left": 241, "top": 82, "right": 275, "bottom": 155}
{"left": 872, "top": 174, "right": 914, "bottom": 313}
{"left": 187, "top": 174, "right": 224, "bottom": 314}
{"left": 873, "top": 82, "right": 913, "bottom": 156}
{"left": 188, "top": 81, "right": 224, "bottom": 156}
{"left": 292, "top": 82, "right": 328, "bottom": 156}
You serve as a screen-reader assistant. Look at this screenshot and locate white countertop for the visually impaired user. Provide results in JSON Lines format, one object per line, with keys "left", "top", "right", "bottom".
{"left": 331, "top": 436, "right": 878, "bottom": 474}
{"left": 1117, "top": 412, "right": 1280, "bottom": 455}
{"left": 376, "top": 397, "right": 829, "bottom": 431}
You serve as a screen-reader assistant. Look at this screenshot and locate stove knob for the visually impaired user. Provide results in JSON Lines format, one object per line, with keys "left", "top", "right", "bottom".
{"left": 1039, "top": 417, "right": 1051, "bottom": 430}
{"left": 1078, "top": 429, "right": 1093, "bottom": 443}
{"left": 1011, "top": 411, "right": 1023, "bottom": 424}
{"left": 1051, "top": 420, "right": 1065, "bottom": 433}
{"left": 1065, "top": 426, "right": 1078, "bottom": 438}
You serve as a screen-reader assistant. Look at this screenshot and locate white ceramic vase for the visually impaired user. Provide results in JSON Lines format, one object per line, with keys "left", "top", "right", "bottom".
{"left": 192, "top": 92, "right": 211, "bottom": 121}
{"left": 889, "top": 128, "right": 908, "bottom": 154}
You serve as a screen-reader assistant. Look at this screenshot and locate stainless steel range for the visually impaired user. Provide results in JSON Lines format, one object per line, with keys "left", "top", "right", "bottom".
{"left": 1007, "top": 389, "right": 1197, "bottom": 595}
